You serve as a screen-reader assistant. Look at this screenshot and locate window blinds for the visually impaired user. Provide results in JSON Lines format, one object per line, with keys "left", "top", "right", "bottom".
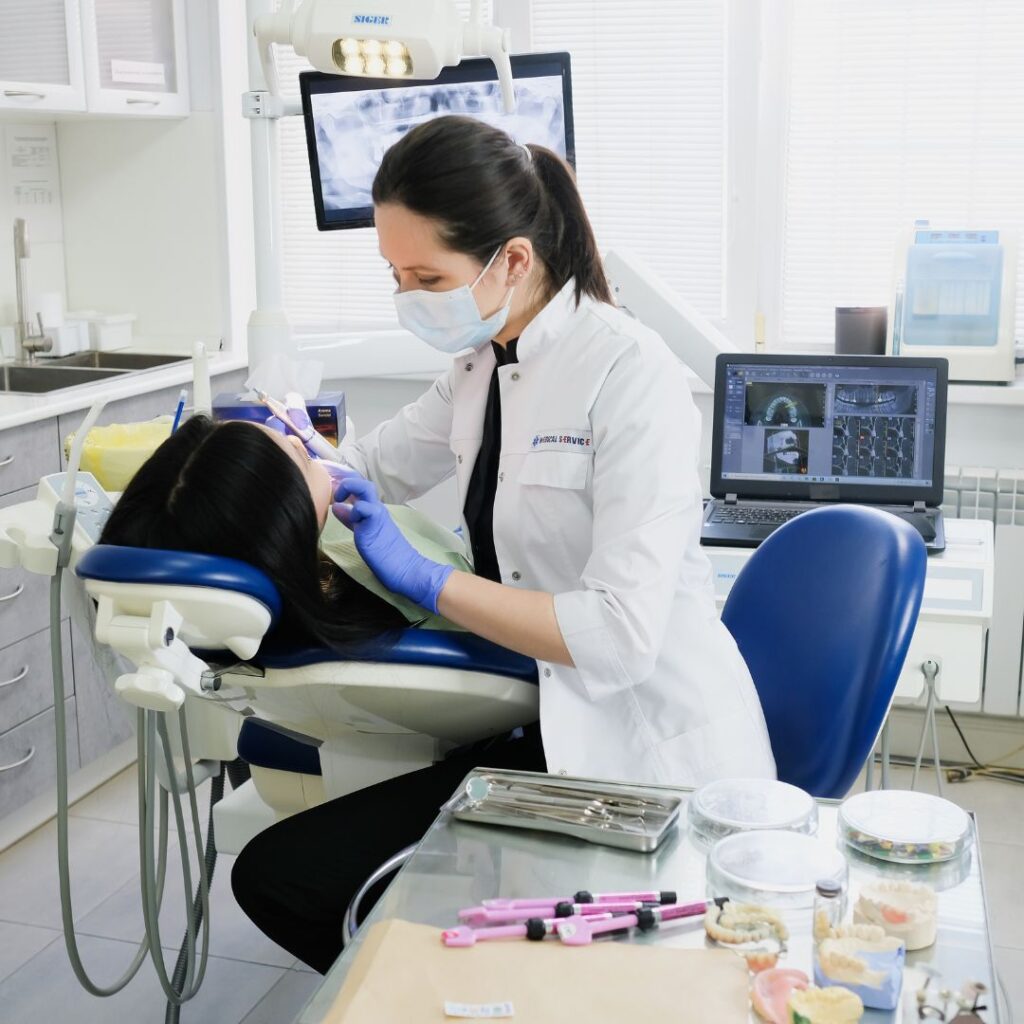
{"left": 779, "top": 0, "right": 1024, "bottom": 349}
{"left": 530, "top": 1, "right": 728, "bottom": 320}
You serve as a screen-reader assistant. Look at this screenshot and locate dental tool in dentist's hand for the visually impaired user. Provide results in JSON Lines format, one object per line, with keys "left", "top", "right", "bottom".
{"left": 256, "top": 390, "right": 350, "bottom": 465}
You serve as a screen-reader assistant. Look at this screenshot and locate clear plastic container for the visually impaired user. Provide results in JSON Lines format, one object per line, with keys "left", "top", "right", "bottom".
{"left": 838, "top": 790, "right": 972, "bottom": 864}
{"left": 707, "top": 830, "right": 849, "bottom": 908}
{"left": 688, "top": 778, "right": 818, "bottom": 847}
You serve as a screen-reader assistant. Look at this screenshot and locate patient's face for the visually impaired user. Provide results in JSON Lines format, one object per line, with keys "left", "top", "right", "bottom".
{"left": 259, "top": 425, "right": 333, "bottom": 528}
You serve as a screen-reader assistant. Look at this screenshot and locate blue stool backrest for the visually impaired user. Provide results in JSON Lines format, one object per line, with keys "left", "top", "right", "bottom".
{"left": 720, "top": 505, "right": 927, "bottom": 798}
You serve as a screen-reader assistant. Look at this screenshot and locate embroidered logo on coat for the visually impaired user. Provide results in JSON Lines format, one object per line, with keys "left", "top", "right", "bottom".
{"left": 530, "top": 430, "right": 593, "bottom": 453}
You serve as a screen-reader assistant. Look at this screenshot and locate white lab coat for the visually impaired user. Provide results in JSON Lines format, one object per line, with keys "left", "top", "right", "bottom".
{"left": 340, "top": 280, "right": 776, "bottom": 787}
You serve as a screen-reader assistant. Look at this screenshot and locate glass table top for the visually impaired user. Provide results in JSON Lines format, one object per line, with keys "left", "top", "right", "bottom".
{"left": 297, "top": 776, "right": 999, "bottom": 1023}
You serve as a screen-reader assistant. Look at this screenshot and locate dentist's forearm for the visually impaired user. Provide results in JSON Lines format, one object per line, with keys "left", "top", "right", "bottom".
{"left": 436, "top": 571, "right": 575, "bottom": 667}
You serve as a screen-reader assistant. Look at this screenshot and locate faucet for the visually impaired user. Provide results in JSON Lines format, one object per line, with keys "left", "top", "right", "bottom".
{"left": 12, "top": 218, "right": 53, "bottom": 363}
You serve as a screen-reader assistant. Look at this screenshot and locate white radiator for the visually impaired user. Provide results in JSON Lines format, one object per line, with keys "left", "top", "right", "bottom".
{"left": 944, "top": 466, "right": 1024, "bottom": 717}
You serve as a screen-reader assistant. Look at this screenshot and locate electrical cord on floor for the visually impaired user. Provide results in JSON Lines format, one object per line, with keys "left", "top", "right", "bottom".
{"left": 943, "top": 706, "right": 1024, "bottom": 786}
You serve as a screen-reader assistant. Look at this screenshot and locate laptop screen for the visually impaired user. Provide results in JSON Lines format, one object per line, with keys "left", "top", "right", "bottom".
{"left": 710, "top": 355, "right": 948, "bottom": 505}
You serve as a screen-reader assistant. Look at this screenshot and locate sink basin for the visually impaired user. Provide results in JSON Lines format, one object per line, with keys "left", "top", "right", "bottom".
{"left": 0, "top": 364, "right": 127, "bottom": 394}
{"left": 46, "top": 352, "right": 189, "bottom": 371}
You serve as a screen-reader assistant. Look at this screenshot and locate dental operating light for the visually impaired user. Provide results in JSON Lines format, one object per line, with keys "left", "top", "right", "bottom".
{"left": 254, "top": 0, "right": 516, "bottom": 112}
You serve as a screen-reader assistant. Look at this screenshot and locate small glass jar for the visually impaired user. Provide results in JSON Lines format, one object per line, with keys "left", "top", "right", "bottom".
{"left": 812, "top": 877, "right": 846, "bottom": 942}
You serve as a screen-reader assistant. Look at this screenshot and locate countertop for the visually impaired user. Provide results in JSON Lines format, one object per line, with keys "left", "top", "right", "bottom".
{"left": 2, "top": 338, "right": 1022, "bottom": 434}
{"left": 0, "top": 350, "right": 249, "bottom": 432}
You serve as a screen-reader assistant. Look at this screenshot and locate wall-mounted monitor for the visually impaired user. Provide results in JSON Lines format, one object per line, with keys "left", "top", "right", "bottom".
{"left": 300, "top": 52, "right": 574, "bottom": 231}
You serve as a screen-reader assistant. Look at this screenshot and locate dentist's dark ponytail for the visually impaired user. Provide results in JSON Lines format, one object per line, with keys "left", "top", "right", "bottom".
{"left": 373, "top": 116, "right": 612, "bottom": 308}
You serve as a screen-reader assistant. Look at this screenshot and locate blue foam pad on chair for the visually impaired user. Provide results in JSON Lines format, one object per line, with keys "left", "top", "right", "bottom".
{"left": 237, "top": 718, "right": 322, "bottom": 776}
{"left": 76, "top": 545, "right": 283, "bottom": 622}
{"left": 255, "top": 629, "right": 539, "bottom": 685}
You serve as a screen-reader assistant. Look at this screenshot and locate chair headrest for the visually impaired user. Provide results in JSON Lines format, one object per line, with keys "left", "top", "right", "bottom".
{"left": 76, "top": 545, "right": 283, "bottom": 623}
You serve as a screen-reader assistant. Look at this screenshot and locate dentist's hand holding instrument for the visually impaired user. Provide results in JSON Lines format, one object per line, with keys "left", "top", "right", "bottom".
{"left": 257, "top": 390, "right": 350, "bottom": 465}
{"left": 331, "top": 471, "right": 454, "bottom": 615}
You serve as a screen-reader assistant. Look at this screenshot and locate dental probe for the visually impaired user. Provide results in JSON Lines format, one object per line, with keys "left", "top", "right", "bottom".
{"left": 256, "top": 390, "right": 349, "bottom": 465}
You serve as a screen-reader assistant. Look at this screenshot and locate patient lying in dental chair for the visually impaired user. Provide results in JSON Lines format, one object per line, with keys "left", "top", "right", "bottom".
{"left": 99, "top": 415, "right": 471, "bottom": 651}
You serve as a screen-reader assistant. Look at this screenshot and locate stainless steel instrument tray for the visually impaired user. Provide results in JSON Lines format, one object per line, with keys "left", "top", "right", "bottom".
{"left": 448, "top": 768, "right": 683, "bottom": 853}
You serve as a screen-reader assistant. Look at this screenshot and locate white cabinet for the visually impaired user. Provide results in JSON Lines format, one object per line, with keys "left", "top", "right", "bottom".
{"left": 80, "top": 0, "right": 189, "bottom": 117}
{"left": 0, "top": 0, "right": 189, "bottom": 119}
{"left": 0, "top": 0, "right": 86, "bottom": 113}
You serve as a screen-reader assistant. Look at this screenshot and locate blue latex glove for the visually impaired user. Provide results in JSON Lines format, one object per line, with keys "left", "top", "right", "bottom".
{"left": 332, "top": 472, "right": 455, "bottom": 614}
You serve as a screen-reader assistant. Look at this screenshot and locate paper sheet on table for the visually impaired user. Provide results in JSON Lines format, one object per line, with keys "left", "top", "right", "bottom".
{"left": 323, "top": 918, "right": 750, "bottom": 1023}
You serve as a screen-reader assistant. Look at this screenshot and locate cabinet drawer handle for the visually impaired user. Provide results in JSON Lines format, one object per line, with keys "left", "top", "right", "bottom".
{"left": 126, "top": 98, "right": 161, "bottom": 106}
{"left": 0, "top": 584, "right": 25, "bottom": 603}
{"left": 0, "top": 454, "right": 13, "bottom": 468}
{"left": 3, "top": 90, "right": 45, "bottom": 100}
{"left": 0, "top": 747, "right": 35, "bottom": 772}
{"left": 0, "top": 665, "right": 29, "bottom": 689}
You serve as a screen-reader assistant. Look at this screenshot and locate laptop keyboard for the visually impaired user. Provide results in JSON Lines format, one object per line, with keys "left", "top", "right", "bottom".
{"left": 708, "top": 505, "right": 805, "bottom": 526}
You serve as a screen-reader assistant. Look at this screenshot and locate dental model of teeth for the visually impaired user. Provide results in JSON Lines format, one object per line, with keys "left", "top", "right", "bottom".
{"left": 815, "top": 930, "right": 903, "bottom": 989}
{"left": 704, "top": 901, "right": 789, "bottom": 945}
{"left": 787, "top": 985, "right": 864, "bottom": 1023}
{"left": 853, "top": 880, "right": 937, "bottom": 950}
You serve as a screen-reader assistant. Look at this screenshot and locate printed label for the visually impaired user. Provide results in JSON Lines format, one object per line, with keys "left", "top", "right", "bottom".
{"left": 444, "top": 1001, "right": 515, "bottom": 1018}
{"left": 529, "top": 429, "right": 593, "bottom": 454}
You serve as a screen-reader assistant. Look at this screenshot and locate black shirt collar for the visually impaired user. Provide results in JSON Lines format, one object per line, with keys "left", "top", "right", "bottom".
{"left": 491, "top": 338, "right": 519, "bottom": 366}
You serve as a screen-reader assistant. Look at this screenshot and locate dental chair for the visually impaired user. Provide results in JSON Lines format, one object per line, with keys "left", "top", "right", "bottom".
{"left": 75, "top": 544, "right": 541, "bottom": 854}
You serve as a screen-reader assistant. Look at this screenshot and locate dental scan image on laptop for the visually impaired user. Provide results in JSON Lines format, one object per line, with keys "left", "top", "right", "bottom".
{"left": 702, "top": 354, "right": 949, "bottom": 552}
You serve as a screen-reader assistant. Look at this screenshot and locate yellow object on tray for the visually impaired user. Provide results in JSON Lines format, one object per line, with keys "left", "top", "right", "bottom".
{"left": 324, "top": 918, "right": 750, "bottom": 1023}
{"left": 63, "top": 418, "right": 172, "bottom": 492}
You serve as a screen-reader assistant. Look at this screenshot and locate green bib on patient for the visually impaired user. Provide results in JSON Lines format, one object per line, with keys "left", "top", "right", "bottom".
{"left": 319, "top": 505, "right": 472, "bottom": 630}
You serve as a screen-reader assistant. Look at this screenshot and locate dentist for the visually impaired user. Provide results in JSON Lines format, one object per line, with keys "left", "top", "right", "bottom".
{"left": 232, "top": 115, "right": 774, "bottom": 972}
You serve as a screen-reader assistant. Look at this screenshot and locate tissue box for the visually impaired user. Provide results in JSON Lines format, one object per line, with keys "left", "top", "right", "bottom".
{"left": 213, "top": 391, "right": 347, "bottom": 446}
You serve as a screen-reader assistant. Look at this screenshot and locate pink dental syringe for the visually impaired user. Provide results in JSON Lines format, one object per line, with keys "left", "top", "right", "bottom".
{"left": 555, "top": 899, "right": 710, "bottom": 947}
{"left": 479, "top": 889, "right": 678, "bottom": 911}
{"left": 458, "top": 900, "right": 653, "bottom": 927}
{"left": 442, "top": 912, "right": 615, "bottom": 948}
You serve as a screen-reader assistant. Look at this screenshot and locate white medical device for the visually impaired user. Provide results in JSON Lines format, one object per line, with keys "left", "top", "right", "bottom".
{"left": 888, "top": 223, "right": 1018, "bottom": 384}
{"left": 604, "top": 249, "right": 738, "bottom": 390}
{"left": 253, "top": 0, "right": 515, "bottom": 112}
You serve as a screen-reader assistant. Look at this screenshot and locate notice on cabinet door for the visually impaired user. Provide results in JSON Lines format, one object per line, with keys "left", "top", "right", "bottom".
{"left": 4, "top": 124, "right": 62, "bottom": 242}
{"left": 110, "top": 59, "right": 167, "bottom": 88}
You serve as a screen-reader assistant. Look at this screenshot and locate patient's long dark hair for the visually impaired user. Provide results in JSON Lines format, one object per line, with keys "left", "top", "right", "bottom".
{"left": 99, "top": 416, "right": 407, "bottom": 652}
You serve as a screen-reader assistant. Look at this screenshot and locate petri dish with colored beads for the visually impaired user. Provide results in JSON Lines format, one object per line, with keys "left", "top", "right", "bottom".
{"left": 688, "top": 778, "right": 818, "bottom": 847}
{"left": 707, "top": 829, "right": 849, "bottom": 908}
{"left": 838, "top": 790, "right": 972, "bottom": 864}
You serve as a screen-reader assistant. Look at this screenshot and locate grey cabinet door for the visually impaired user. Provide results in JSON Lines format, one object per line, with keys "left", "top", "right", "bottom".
{"left": 0, "top": 698, "right": 79, "bottom": 820}
{"left": 0, "top": 419, "right": 60, "bottom": 497}
{"left": 0, "top": 487, "right": 69, "bottom": 650}
{"left": 0, "top": 621, "right": 73, "bottom": 736}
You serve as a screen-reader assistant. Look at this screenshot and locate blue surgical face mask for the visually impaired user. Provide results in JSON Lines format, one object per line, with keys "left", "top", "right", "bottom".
{"left": 393, "top": 246, "right": 513, "bottom": 354}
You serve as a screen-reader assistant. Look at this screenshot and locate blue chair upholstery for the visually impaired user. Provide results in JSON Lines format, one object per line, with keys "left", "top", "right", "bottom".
{"left": 721, "top": 505, "right": 927, "bottom": 799}
{"left": 77, "top": 545, "right": 283, "bottom": 623}
{"left": 255, "top": 630, "right": 539, "bottom": 684}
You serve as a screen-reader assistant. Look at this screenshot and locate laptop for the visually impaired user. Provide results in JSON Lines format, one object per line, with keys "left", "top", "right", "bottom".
{"left": 701, "top": 353, "right": 949, "bottom": 552}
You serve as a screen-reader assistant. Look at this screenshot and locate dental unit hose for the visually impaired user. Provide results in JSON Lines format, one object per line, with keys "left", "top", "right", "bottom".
{"left": 48, "top": 399, "right": 217, "bottom": 1016}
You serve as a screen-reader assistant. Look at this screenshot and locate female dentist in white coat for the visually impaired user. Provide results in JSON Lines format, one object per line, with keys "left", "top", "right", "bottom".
{"left": 232, "top": 116, "right": 774, "bottom": 973}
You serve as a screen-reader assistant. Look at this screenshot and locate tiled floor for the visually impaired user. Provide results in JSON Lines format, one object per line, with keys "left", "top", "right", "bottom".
{"left": 0, "top": 764, "right": 1021, "bottom": 1022}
